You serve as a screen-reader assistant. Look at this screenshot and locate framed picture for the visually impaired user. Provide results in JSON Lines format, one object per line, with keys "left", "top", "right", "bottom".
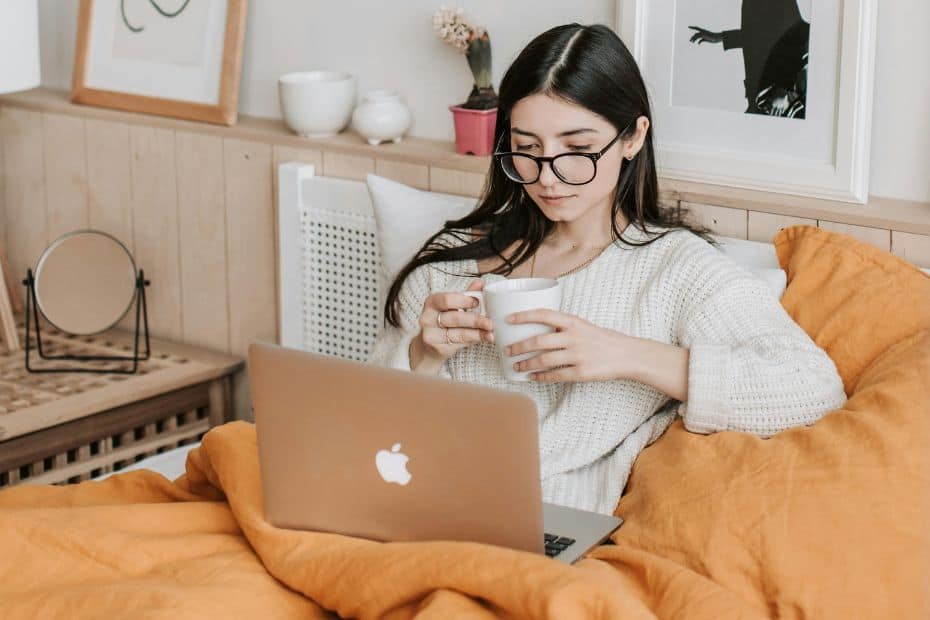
{"left": 617, "top": 0, "right": 877, "bottom": 203}
{"left": 71, "top": 0, "right": 247, "bottom": 126}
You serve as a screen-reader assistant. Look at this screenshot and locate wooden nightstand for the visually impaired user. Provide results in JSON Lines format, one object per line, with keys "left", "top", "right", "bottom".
{"left": 0, "top": 317, "right": 244, "bottom": 487}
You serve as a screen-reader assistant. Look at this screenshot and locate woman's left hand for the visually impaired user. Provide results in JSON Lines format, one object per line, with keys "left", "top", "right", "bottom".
{"left": 505, "top": 309, "right": 641, "bottom": 383}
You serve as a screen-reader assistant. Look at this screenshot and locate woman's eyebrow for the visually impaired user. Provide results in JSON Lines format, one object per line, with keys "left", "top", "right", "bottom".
{"left": 511, "top": 127, "right": 600, "bottom": 138}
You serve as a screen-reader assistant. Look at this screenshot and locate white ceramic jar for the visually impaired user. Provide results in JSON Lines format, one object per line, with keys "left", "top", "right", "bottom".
{"left": 351, "top": 90, "right": 412, "bottom": 145}
{"left": 278, "top": 71, "right": 356, "bottom": 138}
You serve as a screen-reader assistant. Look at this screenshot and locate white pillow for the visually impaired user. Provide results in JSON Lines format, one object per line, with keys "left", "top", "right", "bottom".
{"left": 366, "top": 174, "right": 475, "bottom": 280}
{"left": 710, "top": 235, "right": 787, "bottom": 299}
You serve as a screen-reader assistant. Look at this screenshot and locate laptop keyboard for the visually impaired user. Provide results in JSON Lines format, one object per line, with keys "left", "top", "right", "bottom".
{"left": 544, "top": 533, "right": 576, "bottom": 557}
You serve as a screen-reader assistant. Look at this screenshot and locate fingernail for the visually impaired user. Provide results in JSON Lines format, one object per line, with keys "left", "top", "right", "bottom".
{"left": 507, "top": 315, "right": 515, "bottom": 323}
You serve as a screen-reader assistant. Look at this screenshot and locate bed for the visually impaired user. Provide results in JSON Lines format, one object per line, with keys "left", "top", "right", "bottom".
{"left": 4, "top": 164, "right": 926, "bottom": 619}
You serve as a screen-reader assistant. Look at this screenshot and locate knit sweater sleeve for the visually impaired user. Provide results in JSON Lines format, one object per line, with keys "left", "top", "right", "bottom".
{"left": 675, "top": 265, "right": 848, "bottom": 438}
{"left": 367, "top": 264, "right": 453, "bottom": 378}
{"left": 367, "top": 264, "right": 431, "bottom": 371}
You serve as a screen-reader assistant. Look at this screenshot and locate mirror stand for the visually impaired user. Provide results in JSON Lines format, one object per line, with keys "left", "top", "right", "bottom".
{"left": 22, "top": 269, "right": 151, "bottom": 374}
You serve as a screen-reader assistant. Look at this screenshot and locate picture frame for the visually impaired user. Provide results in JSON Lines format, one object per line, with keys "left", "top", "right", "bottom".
{"left": 71, "top": 0, "right": 247, "bottom": 126}
{"left": 0, "top": 248, "right": 20, "bottom": 353}
{"left": 616, "top": 0, "right": 877, "bottom": 203}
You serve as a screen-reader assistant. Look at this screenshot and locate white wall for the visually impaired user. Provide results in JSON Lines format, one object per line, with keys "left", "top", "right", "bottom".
{"left": 37, "top": 0, "right": 930, "bottom": 203}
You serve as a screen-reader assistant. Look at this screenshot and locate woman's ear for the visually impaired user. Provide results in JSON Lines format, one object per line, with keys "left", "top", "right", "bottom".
{"left": 622, "top": 115, "right": 650, "bottom": 160}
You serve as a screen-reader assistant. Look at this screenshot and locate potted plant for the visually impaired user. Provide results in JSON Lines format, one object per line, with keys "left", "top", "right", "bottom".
{"left": 432, "top": 6, "right": 498, "bottom": 156}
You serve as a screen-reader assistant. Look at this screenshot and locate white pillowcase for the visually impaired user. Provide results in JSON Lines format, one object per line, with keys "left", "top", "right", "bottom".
{"left": 365, "top": 174, "right": 788, "bottom": 298}
{"left": 709, "top": 235, "right": 788, "bottom": 299}
{"left": 366, "top": 173, "right": 475, "bottom": 280}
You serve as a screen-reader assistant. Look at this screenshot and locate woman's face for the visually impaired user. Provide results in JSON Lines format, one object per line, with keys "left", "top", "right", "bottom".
{"left": 507, "top": 93, "right": 632, "bottom": 225}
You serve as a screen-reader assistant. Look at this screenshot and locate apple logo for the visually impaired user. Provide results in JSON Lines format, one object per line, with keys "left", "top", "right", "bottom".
{"left": 375, "top": 442, "right": 412, "bottom": 485}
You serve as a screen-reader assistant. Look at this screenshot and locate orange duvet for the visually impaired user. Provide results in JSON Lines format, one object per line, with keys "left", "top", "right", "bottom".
{"left": 1, "top": 225, "right": 927, "bottom": 619}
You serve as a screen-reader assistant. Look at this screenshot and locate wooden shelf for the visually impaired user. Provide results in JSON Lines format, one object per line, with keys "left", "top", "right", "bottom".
{"left": 0, "top": 87, "right": 489, "bottom": 173}
{"left": 1, "top": 87, "right": 928, "bottom": 234}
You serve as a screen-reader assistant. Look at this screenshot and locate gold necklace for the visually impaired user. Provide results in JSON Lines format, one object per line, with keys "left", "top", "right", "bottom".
{"left": 530, "top": 242, "right": 612, "bottom": 279}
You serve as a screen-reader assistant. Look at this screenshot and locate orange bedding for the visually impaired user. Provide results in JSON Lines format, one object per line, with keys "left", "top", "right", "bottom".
{"left": 1, "top": 225, "right": 927, "bottom": 619}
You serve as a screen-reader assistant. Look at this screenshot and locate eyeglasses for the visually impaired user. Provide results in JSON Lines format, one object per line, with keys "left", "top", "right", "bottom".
{"left": 493, "top": 123, "right": 631, "bottom": 186}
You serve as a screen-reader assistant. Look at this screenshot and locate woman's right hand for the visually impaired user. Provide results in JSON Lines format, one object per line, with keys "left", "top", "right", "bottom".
{"left": 415, "top": 279, "right": 495, "bottom": 364}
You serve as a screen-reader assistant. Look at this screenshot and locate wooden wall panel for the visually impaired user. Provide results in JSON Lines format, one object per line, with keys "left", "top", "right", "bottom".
{"left": 43, "top": 113, "right": 88, "bottom": 240}
{"left": 748, "top": 211, "right": 816, "bottom": 243}
{"left": 374, "top": 159, "right": 429, "bottom": 189}
{"left": 226, "top": 138, "right": 275, "bottom": 421}
{"left": 129, "top": 125, "right": 182, "bottom": 341}
{"left": 322, "top": 152, "right": 374, "bottom": 180}
{"left": 428, "top": 167, "right": 485, "bottom": 197}
{"left": 682, "top": 201, "right": 748, "bottom": 238}
{"left": 817, "top": 220, "right": 891, "bottom": 252}
{"left": 0, "top": 107, "right": 47, "bottom": 282}
{"left": 224, "top": 138, "right": 275, "bottom": 355}
{"left": 85, "top": 118, "right": 134, "bottom": 252}
{"left": 891, "top": 231, "right": 930, "bottom": 269}
{"left": 176, "top": 131, "right": 229, "bottom": 352}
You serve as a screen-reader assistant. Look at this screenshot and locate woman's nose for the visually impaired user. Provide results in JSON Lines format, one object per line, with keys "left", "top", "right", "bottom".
{"left": 537, "top": 160, "right": 558, "bottom": 187}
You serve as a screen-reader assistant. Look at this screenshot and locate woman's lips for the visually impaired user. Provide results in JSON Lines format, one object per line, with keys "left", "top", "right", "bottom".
{"left": 538, "top": 194, "right": 573, "bottom": 205}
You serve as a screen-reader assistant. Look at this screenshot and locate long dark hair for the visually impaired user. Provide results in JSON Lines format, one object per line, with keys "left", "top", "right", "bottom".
{"left": 385, "top": 23, "right": 716, "bottom": 327}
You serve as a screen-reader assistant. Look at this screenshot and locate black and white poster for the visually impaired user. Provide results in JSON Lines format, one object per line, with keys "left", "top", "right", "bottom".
{"left": 617, "top": 0, "right": 875, "bottom": 202}
{"left": 675, "top": 0, "right": 811, "bottom": 118}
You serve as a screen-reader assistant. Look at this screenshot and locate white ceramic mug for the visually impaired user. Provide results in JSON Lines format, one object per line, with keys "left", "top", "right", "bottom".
{"left": 463, "top": 278, "right": 562, "bottom": 382}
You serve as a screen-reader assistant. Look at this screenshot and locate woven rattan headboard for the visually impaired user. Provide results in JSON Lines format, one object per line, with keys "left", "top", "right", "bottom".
{"left": 277, "top": 162, "right": 386, "bottom": 362}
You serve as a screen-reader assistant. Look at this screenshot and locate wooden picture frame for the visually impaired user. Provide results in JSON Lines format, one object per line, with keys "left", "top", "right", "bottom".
{"left": 71, "top": 0, "right": 247, "bottom": 126}
{"left": 0, "top": 249, "right": 20, "bottom": 353}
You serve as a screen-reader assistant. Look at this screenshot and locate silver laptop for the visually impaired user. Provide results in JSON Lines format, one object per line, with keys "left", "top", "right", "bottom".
{"left": 249, "top": 342, "right": 622, "bottom": 564}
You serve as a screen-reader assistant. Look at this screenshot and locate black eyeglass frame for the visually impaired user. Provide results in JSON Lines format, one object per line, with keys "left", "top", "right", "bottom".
{"left": 493, "top": 121, "right": 634, "bottom": 186}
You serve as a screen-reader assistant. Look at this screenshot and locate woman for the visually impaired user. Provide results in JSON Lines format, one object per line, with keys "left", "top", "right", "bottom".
{"left": 368, "top": 24, "right": 846, "bottom": 515}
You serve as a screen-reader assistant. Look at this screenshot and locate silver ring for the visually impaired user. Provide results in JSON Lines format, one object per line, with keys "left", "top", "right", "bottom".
{"left": 443, "top": 327, "right": 452, "bottom": 344}
{"left": 437, "top": 311, "right": 445, "bottom": 328}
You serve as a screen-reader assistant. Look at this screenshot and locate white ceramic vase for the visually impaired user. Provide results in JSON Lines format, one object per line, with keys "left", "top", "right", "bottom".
{"left": 278, "top": 71, "right": 356, "bottom": 138}
{"left": 351, "top": 90, "right": 412, "bottom": 145}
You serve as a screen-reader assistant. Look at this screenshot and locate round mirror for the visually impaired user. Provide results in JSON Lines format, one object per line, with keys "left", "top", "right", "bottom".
{"left": 33, "top": 230, "right": 138, "bottom": 336}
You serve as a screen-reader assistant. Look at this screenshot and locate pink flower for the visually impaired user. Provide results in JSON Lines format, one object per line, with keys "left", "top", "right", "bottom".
{"left": 432, "top": 5, "right": 484, "bottom": 53}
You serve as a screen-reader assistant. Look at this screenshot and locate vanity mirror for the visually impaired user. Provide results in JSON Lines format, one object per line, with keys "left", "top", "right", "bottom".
{"left": 22, "top": 230, "right": 151, "bottom": 373}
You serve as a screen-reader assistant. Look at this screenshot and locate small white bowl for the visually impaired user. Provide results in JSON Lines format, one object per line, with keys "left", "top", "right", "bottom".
{"left": 278, "top": 71, "right": 357, "bottom": 138}
{"left": 351, "top": 90, "right": 412, "bottom": 145}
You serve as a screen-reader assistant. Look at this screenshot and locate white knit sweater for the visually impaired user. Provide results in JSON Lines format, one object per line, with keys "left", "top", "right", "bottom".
{"left": 367, "top": 223, "right": 848, "bottom": 514}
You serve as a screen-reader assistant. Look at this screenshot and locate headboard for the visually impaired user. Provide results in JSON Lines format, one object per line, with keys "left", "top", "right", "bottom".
{"left": 277, "top": 162, "right": 385, "bottom": 361}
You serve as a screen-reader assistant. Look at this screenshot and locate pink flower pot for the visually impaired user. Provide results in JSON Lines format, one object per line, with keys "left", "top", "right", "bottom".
{"left": 449, "top": 105, "right": 498, "bottom": 156}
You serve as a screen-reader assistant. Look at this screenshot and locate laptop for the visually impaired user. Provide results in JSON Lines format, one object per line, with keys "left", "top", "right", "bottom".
{"left": 248, "top": 342, "right": 622, "bottom": 564}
